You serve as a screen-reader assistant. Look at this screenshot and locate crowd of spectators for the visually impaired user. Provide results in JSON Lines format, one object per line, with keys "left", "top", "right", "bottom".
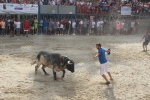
{"left": 0, "top": 16, "right": 141, "bottom": 37}
{"left": 0, "top": 0, "right": 150, "bottom": 16}
{"left": 0, "top": 0, "right": 149, "bottom": 37}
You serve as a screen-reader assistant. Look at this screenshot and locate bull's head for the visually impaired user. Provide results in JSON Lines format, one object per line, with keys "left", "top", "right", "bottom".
{"left": 67, "top": 60, "right": 74, "bottom": 73}
{"left": 61, "top": 56, "right": 74, "bottom": 73}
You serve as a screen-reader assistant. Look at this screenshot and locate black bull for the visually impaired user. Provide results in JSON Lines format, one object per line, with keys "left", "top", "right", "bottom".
{"left": 31, "top": 51, "right": 74, "bottom": 80}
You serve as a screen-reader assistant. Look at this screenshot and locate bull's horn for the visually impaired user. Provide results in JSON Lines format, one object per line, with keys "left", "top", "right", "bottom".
{"left": 68, "top": 61, "right": 73, "bottom": 64}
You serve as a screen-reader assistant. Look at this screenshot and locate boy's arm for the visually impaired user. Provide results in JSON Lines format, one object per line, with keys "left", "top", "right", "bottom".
{"left": 93, "top": 53, "right": 100, "bottom": 58}
{"left": 105, "top": 49, "right": 110, "bottom": 52}
{"left": 140, "top": 35, "right": 145, "bottom": 42}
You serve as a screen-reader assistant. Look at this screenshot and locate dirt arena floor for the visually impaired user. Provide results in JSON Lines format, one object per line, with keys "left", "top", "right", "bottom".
{"left": 0, "top": 33, "right": 150, "bottom": 100}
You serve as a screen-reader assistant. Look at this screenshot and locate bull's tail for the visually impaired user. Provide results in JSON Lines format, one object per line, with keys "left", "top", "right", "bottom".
{"left": 30, "top": 60, "right": 37, "bottom": 66}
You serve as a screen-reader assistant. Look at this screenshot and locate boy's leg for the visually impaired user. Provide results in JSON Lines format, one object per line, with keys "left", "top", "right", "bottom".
{"left": 145, "top": 45, "right": 147, "bottom": 51}
{"left": 143, "top": 44, "right": 145, "bottom": 51}
{"left": 100, "top": 63, "right": 110, "bottom": 84}
{"left": 102, "top": 74, "right": 109, "bottom": 82}
{"left": 107, "top": 72, "right": 113, "bottom": 80}
{"left": 105, "top": 62, "right": 113, "bottom": 80}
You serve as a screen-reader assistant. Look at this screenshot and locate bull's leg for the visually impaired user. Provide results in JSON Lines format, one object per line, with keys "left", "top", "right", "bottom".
{"left": 53, "top": 71, "right": 57, "bottom": 80}
{"left": 42, "top": 66, "right": 49, "bottom": 75}
{"left": 35, "top": 65, "right": 39, "bottom": 75}
{"left": 62, "top": 70, "right": 66, "bottom": 78}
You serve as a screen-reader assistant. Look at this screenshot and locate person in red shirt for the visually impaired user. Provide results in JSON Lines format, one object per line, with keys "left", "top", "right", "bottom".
{"left": 23, "top": 19, "right": 29, "bottom": 37}
{"left": 116, "top": 22, "right": 120, "bottom": 35}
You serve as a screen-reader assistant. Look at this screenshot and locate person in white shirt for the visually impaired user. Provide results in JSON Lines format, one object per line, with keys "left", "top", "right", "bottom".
{"left": 60, "top": 22, "right": 64, "bottom": 35}
{"left": 79, "top": 20, "right": 83, "bottom": 35}
{"left": 96, "top": 20, "right": 100, "bottom": 35}
{"left": 56, "top": 0, "right": 60, "bottom": 5}
{"left": 39, "top": 0, "right": 43, "bottom": 5}
{"left": 56, "top": 20, "right": 60, "bottom": 35}
{"left": 91, "top": 20, "right": 95, "bottom": 34}
{"left": 69, "top": 0, "right": 73, "bottom": 5}
{"left": 130, "top": 20, "right": 135, "bottom": 34}
{"left": 99, "top": 19, "right": 104, "bottom": 35}
{"left": 48, "top": 0, "right": 55, "bottom": 5}
{"left": 121, "top": 20, "right": 124, "bottom": 34}
{"left": 72, "top": 20, "right": 76, "bottom": 35}
{"left": 14, "top": 19, "right": 21, "bottom": 36}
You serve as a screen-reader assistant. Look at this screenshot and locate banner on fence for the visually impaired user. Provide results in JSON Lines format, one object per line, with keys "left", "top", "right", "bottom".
{"left": 0, "top": 3, "right": 38, "bottom": 14}
{"left": 90, "top": 16, "right": 95, "bottom": 20}
{"left": 121, "top": 6, "right": 131, "bottom": 15}
{"left": 40, "top": 5, "right": 57, "bottom": 14}
{"left": 59, "top": 6, "right": 75, "bottom": 14}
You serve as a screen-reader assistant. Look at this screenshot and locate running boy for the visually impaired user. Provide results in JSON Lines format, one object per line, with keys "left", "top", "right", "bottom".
{"left": 93, "top": 43, "right": 113, "bottom": 85}
{"left": 141, "top": 30, "right": 150, "bottom": 52}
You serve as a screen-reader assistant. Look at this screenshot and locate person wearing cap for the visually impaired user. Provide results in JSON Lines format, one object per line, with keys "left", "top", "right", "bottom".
{"left": 141, "top": 30, "right": 150, "bottom": 52}
{"left": 93, "top": 43, "right": 113, "bottom": 85}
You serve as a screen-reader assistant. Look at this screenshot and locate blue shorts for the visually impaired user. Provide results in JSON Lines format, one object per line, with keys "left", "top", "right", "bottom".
{"left": 43, "top": 27, "right": 47, "bottom": 31}
{"left": 72, "top": 28, "right": 76, "bottom": 31}
{"left": 16, "top": 28, "right": 20, "bottom": 31}
{"left": 40, "top": 26, "right": 43, "bottom": 29}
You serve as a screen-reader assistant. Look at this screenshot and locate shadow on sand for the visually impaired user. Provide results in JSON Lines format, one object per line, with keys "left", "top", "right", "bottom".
{"left": 29, "top": 67, "right": 77, "bottom": 100}
{"left": 103, "top": 80, "right": 121, "bottom": 100}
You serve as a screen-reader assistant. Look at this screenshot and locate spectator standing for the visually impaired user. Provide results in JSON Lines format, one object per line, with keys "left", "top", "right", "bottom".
{"left": 34, "top": 17, "right": 38, "bottom": 34}
{"left": 135, "top": 20, "right": 139, "bottom": 34}
{"left": 0, "top": 19, "right": 5, "bottom": 36}
{"left": 116, "top": 22, "right": 120, "bottom": 35}
{"left": 39, "top": 0, "right": 43, "bottom": 5}
{"left": 99, "top": 18, "right": 104, "bottom": 35}
{"left": 60, "top": 22, "right": 64, "bottom": 35}
{"left": 56, "top": 19, "right": 60, "bottom": 35}
{"left": 121, "top": 20, "right": 125, "bottom": 34}
{"left": 30, "top": 18, "right": 35, "bottom": 35}
{"left": 9, "top": 18, "right": 15, "bottom": 37}
{"left": 65, "top": 20, "right": 70, "bottom": 35}
{"left": 49, "top": 18, "right": 54, "bottom": 35}
{"left": 130, "top": 20, "right": 135, "bottom": 34}
{"left": 83, "top": 18, "right": 88, "bottom": 35}
{"left": 23, "top": 19, "right": 29, "bottom": 37}
{"left": 14, "top": 19, "right": 21, "bottom": 36}
{"left": 72, "top": 20, "right": 76, "bottom": 35}
{"left": 103, "top": 20, "right": 107, "bottom": 35}
{"left": 124, "top": 20, "right": 128, "bottom": 34}
{"left": 96, "top": 19, "right": 100, "bottom": 35}
{"left": 91, "top": 19, "right": 96, "bottom": 34}
{"left": 43, "top": 18, "right": 48, "bottom": 34}
{"left": 39, "top": 18, "right": 43, "bottom": 34}
{"left": 53, "top": 20, "right": 57, "bottom": 35}
{"left": 62, "top": 19, "right": 66, "bottom": 35}
{"left": 5, "top": 18, "right": 9, "bottom": 35}
{"left": 0, "top": 19, "right": 2, "bottom": 36}
{"left": 79, "top": 19, "right": 83, "bottom": 35}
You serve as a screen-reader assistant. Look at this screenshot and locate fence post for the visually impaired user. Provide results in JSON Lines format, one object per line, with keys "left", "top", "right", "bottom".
{"left": 75, "top": 6, "right": 76, "bottom": 21}
{"left": 38, "top": 4, "right": 40, "bottom": 34}
{"left": 58, "top": 4, "right": 59, "bottom": 19}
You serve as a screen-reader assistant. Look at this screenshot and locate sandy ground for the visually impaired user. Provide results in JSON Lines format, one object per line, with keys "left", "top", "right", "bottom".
{"left": 0, "top": 33, "right": 150, "bottom": 100}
